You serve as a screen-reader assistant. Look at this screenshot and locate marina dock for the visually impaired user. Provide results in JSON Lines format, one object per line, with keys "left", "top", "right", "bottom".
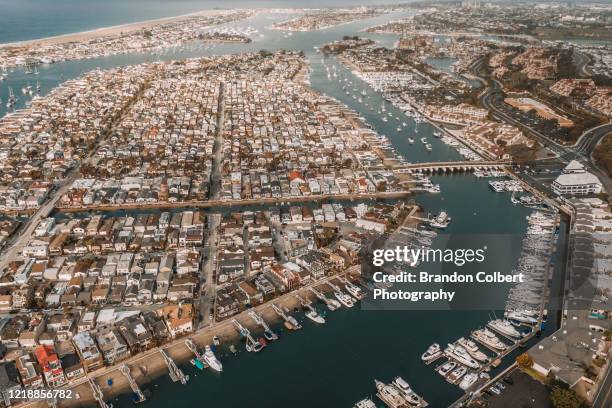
{"left": 159, "top": 348, "right": 188, "bottom": 384}
{"left": 309, "top": 287, "right": 335, "bottom": 310}
{"left": 119, "top": 364, "right": 145, "bottom": 403}
{"left": 326, "top": 281, "right": 341, "bottom": 292}
{"left": 271, "top": 303, "right": 302, "bottom": 330}
{"left": 185, "top": 339, "right": 205, "bottom": 365}
{"left": 88, "top": 378, "right": 112, "bottom": 408}
{"left": 231, "top": 318, "right": 262, "bottom": 351}
{"left": 295, "top": 294, "right": 315, "bottom": 312}
{"left": 248, "top": 310, "right": 278, "bottom": 340}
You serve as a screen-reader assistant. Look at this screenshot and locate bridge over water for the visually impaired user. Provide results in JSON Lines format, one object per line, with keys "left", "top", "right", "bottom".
{"left": 394, "top": 160, "right": 511, "bottom": 174}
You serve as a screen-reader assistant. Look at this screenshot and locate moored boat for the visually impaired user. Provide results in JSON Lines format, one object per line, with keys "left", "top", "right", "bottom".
{"left": 392, "top": 377, "right": 420, "bottom": 406}
{"left": 305, "top": 309, "right": 326, "bottom": 324}
{"left": 203, "top": 345, "right": 223, "bottom": 372}
{"left": 421, "top": 343, "right": 442, "bottom": 362}
{"left": 488, "top": 319, "right": 521, "bottom": 338}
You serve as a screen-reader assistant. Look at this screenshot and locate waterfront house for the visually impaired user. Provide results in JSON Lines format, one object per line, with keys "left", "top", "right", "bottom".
{"left": 34, "top": 345, "right": 67, "bottom": 388}
{"left": 15, "top": 352, "right": 44, "bottom": 389}
{"left": 72, "top": 331, "right": 104, "bottom": 372}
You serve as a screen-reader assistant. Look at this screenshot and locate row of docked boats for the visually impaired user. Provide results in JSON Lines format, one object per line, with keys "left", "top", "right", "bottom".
{"left": 354, "top": 377, "right": 427, "bottom": 408}
{"left": 506, "top": 210, "right": 558, "bottom": 314}
{"left": 488, "top": 179, "right": 524, "bottom": 193}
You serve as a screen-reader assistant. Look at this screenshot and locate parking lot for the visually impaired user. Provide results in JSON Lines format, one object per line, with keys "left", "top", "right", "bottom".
{"left": 482, "top": 368, "right": 553, "bottom": 408}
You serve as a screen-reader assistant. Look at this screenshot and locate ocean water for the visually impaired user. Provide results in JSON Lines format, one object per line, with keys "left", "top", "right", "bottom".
{"left": 0, "top": 0, "right": 408, "bottom": 44}
{"left": 0, "top": 4, "right": 569, "bottom": 407}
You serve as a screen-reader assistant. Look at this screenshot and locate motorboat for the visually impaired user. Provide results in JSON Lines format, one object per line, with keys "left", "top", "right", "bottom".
{"left": 392, "top": 377, "right": 420, "bottom": 406}
{"left": 421, "top": 343, "right": 442, "bottom": 362}
{"left": 488, "top": 319, "right": 521, "bottom": 338}
{"left": 305, "top": 309, "right": 326, "bottom": 324}
{"left": 444, "top": 344, "right": 479, "bottom": 369}
{"left": 334, "top": 291, "right": 355, "bottom": 308}
{"left": 203, "top": 345, "right": 223, "bottom": 372}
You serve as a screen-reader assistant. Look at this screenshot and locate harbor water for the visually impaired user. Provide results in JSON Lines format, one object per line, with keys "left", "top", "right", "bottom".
{"left": 0, "top": 6, "right": 568, "bottom": 407}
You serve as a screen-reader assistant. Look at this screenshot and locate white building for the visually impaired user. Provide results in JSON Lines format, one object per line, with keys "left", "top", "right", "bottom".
{"left": 552, "top": 160, "right": 603, "bottom": 196}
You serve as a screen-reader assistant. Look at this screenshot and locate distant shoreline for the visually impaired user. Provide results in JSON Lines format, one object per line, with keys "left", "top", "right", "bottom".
{"left": 0, "top": 7, "right": 313, "bottom": 49}
{"left": 0, "top": 9, "right": 245, "bottom": 49}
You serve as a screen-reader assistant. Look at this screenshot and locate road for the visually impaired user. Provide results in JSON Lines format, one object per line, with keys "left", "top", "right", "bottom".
{"left": 573, "top": 49, "right": 592, "bottom": 78}
{"left": 573, "top": 122, "right": 612, "bottom": 155}
{"left": 593, "top": 361, "right": 612, "bottom": 408}
{"left": 209, "top": 82, "right": 225, "bottom": 201}
{"left": 477, "top": 74, "right": 612, "bottom": 192}
{"left": 197, "top": 214, "right": 220, "bottom": 329}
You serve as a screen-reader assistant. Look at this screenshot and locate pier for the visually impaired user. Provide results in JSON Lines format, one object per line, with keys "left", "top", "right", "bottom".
{"left": 295, "top": 294, "right": 315, "bottom": 313}
{"left": 185, "top": 339, "right": 205, "bottom": 364}
{"left": 248, "top": 310, "right": 278, "bottom": 340}
{"left": 309, "top": 287, "right": 335, "bottom": 309}
{"left": 159, "top": 348, "right": 188, "bottom": 384}
{"left": 325, "top": 281, "right": 341, "bottom": 292}
{"left": 88, "top": 378, "right": 112, "bottom": 408}
{"left": 119, "top": 364, "right": 145, "bottom": 403}
{"left": 271, "top": 303, "right": 302, "bottom": 330}
{"left": 231, "top": 318, "right": 260, "bottom": 351}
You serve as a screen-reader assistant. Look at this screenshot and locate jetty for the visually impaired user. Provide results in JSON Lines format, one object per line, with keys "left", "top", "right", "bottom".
{"left": 248, "top": 310, "right": 278, "bottom": 340}
{"left": 309, "top": 287, "right": 337, "bottom": 310}
{"left": 185, "top": 339, "right": 205, "bottom": 365}
{"left": 119, "top": 364, "right": 145, "bottom": 403}
{"left": 295, "top": 294, "right": 315, "bottom": 312}
{"left": 232, "top": 318, "right": 262, "bottom": 352}
{"left": 159, "top": 348, "right": 188, "bottom": 384}
{"left": 271, "top": 303, "right": 302, "bottom": 330}
{"left": 88, "top": 378, "right": 112, "bottom": 408}
{"left": 326, "top": 281, "right": 341, "bottom": 292}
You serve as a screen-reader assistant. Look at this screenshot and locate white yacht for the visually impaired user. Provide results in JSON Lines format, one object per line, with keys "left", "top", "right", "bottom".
{"left": 392, "top": 377, "right": 420, "bottom": 406}
{"left": 334, "top": 291, "right": 354, "bottom": 308}
{"left": 429, "top": 211, "right": 451, "bottom": 229}
{"left": 345, "top": 281, "right": 365, "bottom": 299}
{"left": 505, "top": 310, "right": 537, "bottom": 325}
{"left": 472, "top": 329, "right": 507, "bottom": 351}
{"left": 408, "top": 138, "right": 414, "bottom": 144}
{"left": 375, "top": 380, "right": 407, "bottom": 408}
{"left": 447, "top": 366, "right": 467, "bottom": 384}
{"left": 488, "top": 319, "right": 521, "bottom": 338}
{"left": 457, "top": 338, "right": 489, "bottom": 362}
{"left": 326, "top": 298, "right": 341, "bottom": 311}
{"left": 305, "top": 309, "right": 325, "bottom": 324}
{"left": 444, "top": 344, "right": 480, "bottom": 369}
{"left": 425, "top": 143, "right": 432, "bottom": 151}
{"left": 203, "top": 345, "right": 223, "bottom": 372}
{"left": 354, "top": 398, "right": 377, "bottom": 408}
{"left": 437, "top": 361, "right": 457, "bottom": 377}
{"left": 421, "top": 343, "right": 442, "bottom": 362}
{"left": 459, "top": 372, "right": 479, "bottom": 390}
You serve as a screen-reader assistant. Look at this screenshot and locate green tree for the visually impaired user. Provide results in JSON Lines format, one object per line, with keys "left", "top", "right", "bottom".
{"left": 550, "top": 387, "right": 583, "bottom": 408}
